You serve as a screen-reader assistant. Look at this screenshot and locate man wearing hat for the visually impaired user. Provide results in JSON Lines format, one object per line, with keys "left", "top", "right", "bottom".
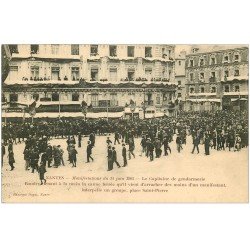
{"left": 112, "top": 146, "right": 121, "bottom": 168}
{"left": 86, "top": 141, "right": 94, "bottom": 163}
{"left": 107, "top": 145, "right": 113, "bottom": 171}
{"left": 122, "top": 144, "right": 127, "bottom": 167}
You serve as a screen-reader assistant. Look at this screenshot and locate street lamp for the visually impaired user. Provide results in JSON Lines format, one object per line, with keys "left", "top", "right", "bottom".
{"left": 142, "top": 83, "right": 147, "bottom": 119}
{"left": 81, "top": 100, "right": 88, "bottom": 121}
{"left": 130, "top": 103, "right": 136, "bottom": 121}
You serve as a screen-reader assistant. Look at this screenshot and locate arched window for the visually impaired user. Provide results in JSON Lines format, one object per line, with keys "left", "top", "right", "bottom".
{"left": 52, "top": 93, "right": 59, "bottom": 101}
{"left": 10, "top": 93, "right": 18, "bottom": 102}
{"left": 72, "top": 93, "right": 79, "bottom": 101}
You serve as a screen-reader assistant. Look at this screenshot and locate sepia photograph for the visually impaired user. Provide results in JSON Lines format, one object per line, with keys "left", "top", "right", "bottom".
{"left": 1, "top": 44, "right": 248, "bottom": 203}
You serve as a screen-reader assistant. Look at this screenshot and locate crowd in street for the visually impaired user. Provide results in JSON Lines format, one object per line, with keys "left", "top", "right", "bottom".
{"left": 1, "top": 110, "right": 248, "bottom": 184}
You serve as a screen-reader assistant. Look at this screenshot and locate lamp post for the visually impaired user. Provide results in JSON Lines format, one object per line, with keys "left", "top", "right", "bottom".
{"left": 130, "top": 104, "right": 135, "bottom": 121}
{"left": 81, "top": 100, "right": 88, "bottom": 121}
{"left": 142, "top": 83, "right": 147, "bottom": 119}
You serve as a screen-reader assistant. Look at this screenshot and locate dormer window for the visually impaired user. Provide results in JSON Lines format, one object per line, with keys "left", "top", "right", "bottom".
{"left": 210, "top": 57, "right": 216, "bottom": 65}
{"left": 234, "top": 54, "right": 240, "bottom": 62}
{"left": 109, "top": 45, "right": 117, "bottom": 57}
{"left": 234, "top": 69, "right": 240, "bottom": 76}
{"left": 224, "top": 55, "right": 229, "bottom": 63}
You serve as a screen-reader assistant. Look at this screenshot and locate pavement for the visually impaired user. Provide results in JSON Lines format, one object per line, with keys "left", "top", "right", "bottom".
{"left": 1, "top": 134, "right": 248, "bottom": 203}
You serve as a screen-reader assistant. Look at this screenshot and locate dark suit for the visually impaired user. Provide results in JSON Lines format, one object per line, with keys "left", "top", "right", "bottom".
{"left": 122, "top": 147, "right": 127, "bottom": 167}
{"left": 107, "top": 149, "right": 113, "bottom": 171}
{"left": 112, "top": 149, "right": 121, "bottom": 168}
{"left": 87, "top": 144, "right": 93, "bottom": 162}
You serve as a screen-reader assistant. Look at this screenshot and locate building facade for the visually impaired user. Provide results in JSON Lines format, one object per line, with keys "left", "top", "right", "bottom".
{"left": 184, "top": 46, "right": 248, "bottom": 112}
{"left": 175, "top": 50, "right": 186, "bottom": 111}
{"left": 2, "top": 44, "right": 177, "bottom": 119}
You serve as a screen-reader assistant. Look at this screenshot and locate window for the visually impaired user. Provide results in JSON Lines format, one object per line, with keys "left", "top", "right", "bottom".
{"left": 210, "top": 57, "right": 216, "bottom": 65}
{"left": 9, "top": 45, "right": 18, "bottom": 54}
{"left": 189, "top": 59, "right": 194, "bottom": 67}
{"left": 127, "top": 46, "right": 134, "bottom": 57}
{"left": 109, "top": 68, "right": 117, "bottom": 81}
{"left": 145, "top": 47, "right": 152, "bottom": 57}
{"left": 156, "top": 94, "right": 161, "bottom": 105}
{"left": 190, "top": 87, "right": 194, "bottom": 94}
{"left": 51, "top": 45, "right": 59, "bottom": 54}
{"left": 90, "top": 45, "right": 98, "bottom": 56}
{"left": 200, "top": 72, "right": 204, "bottom": 80}
{"left": 234, "top": 54, "right": 239, "bottom": 62}
{"left": 234, "top": 69, "right": 240, "bottom": 76}
{"left": 71, "top": 67, "right": 79, "bottom": 81}
{"left": 178, "top": 93, "right": 182, "bottom": 98}
{"left": 91, "top": 94, "right": 99, "bottom": 107}
{"left": 224, "top": 85, "right": 230, "bottom": 92}
{"left": 71, "top": 45, "right": 79, "bottom": 55}
{"left": 110, "top": 94, "right": 117, "bottom": 106}
{"left": 178, "top": 80, "right": 181, "bottom": 86}
{"left": 224, "top": 55, "right": 229, "bottom": 63}
{"left": 224, "top": 70, "right": 229, "bottom": 77}
{"left": 190, "top": 73, "right": 194, "bottom": 81}
{"left": 72, "top": 93, "right": 79, "bottom": 101}
{"left": 235, "top": 86, "right": 240, "bottom": 92}
{"left": 33, "top": 93, "right": 39, "bottom": 101}
{"left": 128, "top": 68, "right": 135, "bottom": 81}
{"left": 31, "top": 66, "right": 39, "bottom": 79}
{"left": 10, "top": 93, "right": 18, "bottom": 102}
{"left": 211, "top": 72, "right": 216, "bottom": 78}
{"left": 200, "top": 58, "right": 204, "bottom": 66}
{"left": 91, "top": 68, "right": 99, "bottom": 81}
{"left": 51, "top": 67, "right": 60, "bottom": 80}
{"left": 200, "top": 87, "right": 205, "bottom": 93}
{"left": 109, "top": 45, "right": 117, "bottom": 57}
{"left": 162, "top": 48, "right": 167, "bottom": 58}
{"left": 9, "top": 66, "right": 18, "bottom": 80}
{"left": 178, "top": 60, "right": 181, "bottom": 66}
{"left": 52, "top": 93, "right": 59, "bottom": 101}
{"left": 211, "top": 87, "right": 216, "bottom": 93}
{"left": 31, "top": 44, "right": 39, "bottom": 54}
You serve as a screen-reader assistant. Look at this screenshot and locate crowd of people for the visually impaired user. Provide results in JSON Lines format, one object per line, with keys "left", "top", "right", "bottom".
{"left": 1, "top": 110, "right": 248, "bottom": 184}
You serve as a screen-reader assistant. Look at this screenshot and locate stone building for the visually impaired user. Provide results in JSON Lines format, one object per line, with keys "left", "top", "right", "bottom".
{"left": 2, "top": 44, "right": 177, "bottom": 119}
{"left": 175, "top": 50, "right": 186, "bottom": 111}
{"left": 184, "top": 46, "right": 248, "bottom": 112}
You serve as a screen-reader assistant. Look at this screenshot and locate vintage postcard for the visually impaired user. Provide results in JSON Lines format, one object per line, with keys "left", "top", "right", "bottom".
{"left": 1, "top": 44, "right": 248, "bottom": 202}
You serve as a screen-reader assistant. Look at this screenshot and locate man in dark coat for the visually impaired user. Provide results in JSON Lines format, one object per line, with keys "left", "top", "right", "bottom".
{"left": 148, "top": 139, "right": 154, "bottom": 161}
{"left": 112, "top": 147, "right": 121, "bottom": 168}
{"left": 89, "top": 133, "right": 95, "bottom": 146}
{"left": 46, "top": 145, "right": 53, "bottom": 168}
{"left": 107, "top": 146, "right": 113, "bottom": 171}
{"left": 86, "top": 141, "right": 94, "bottom": 163}
{"left": 8, "top": 150, "right": 15, "bottom": 171}
{"left": 163, "top": 136, "right": 171, "bottom": 156}
{"left": 204, "top": 134, "right": 210, "bottom": 155}
{"left": 122, "top": 144, "right": 127, "bottom": 167}
{"left": 38, "top": 152, "right": 47, "bottom": 185}
{"left": 2, "top": 143, "right": 5, "bottom": 167}
{"left": 191, "top": 135, "right": 200, "bottom": 154}
{"left": 78, "top": 132, "right": 82, "bottom": 148}
{"left": 114, "top": 132, "right": 120, "bottom": 145}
